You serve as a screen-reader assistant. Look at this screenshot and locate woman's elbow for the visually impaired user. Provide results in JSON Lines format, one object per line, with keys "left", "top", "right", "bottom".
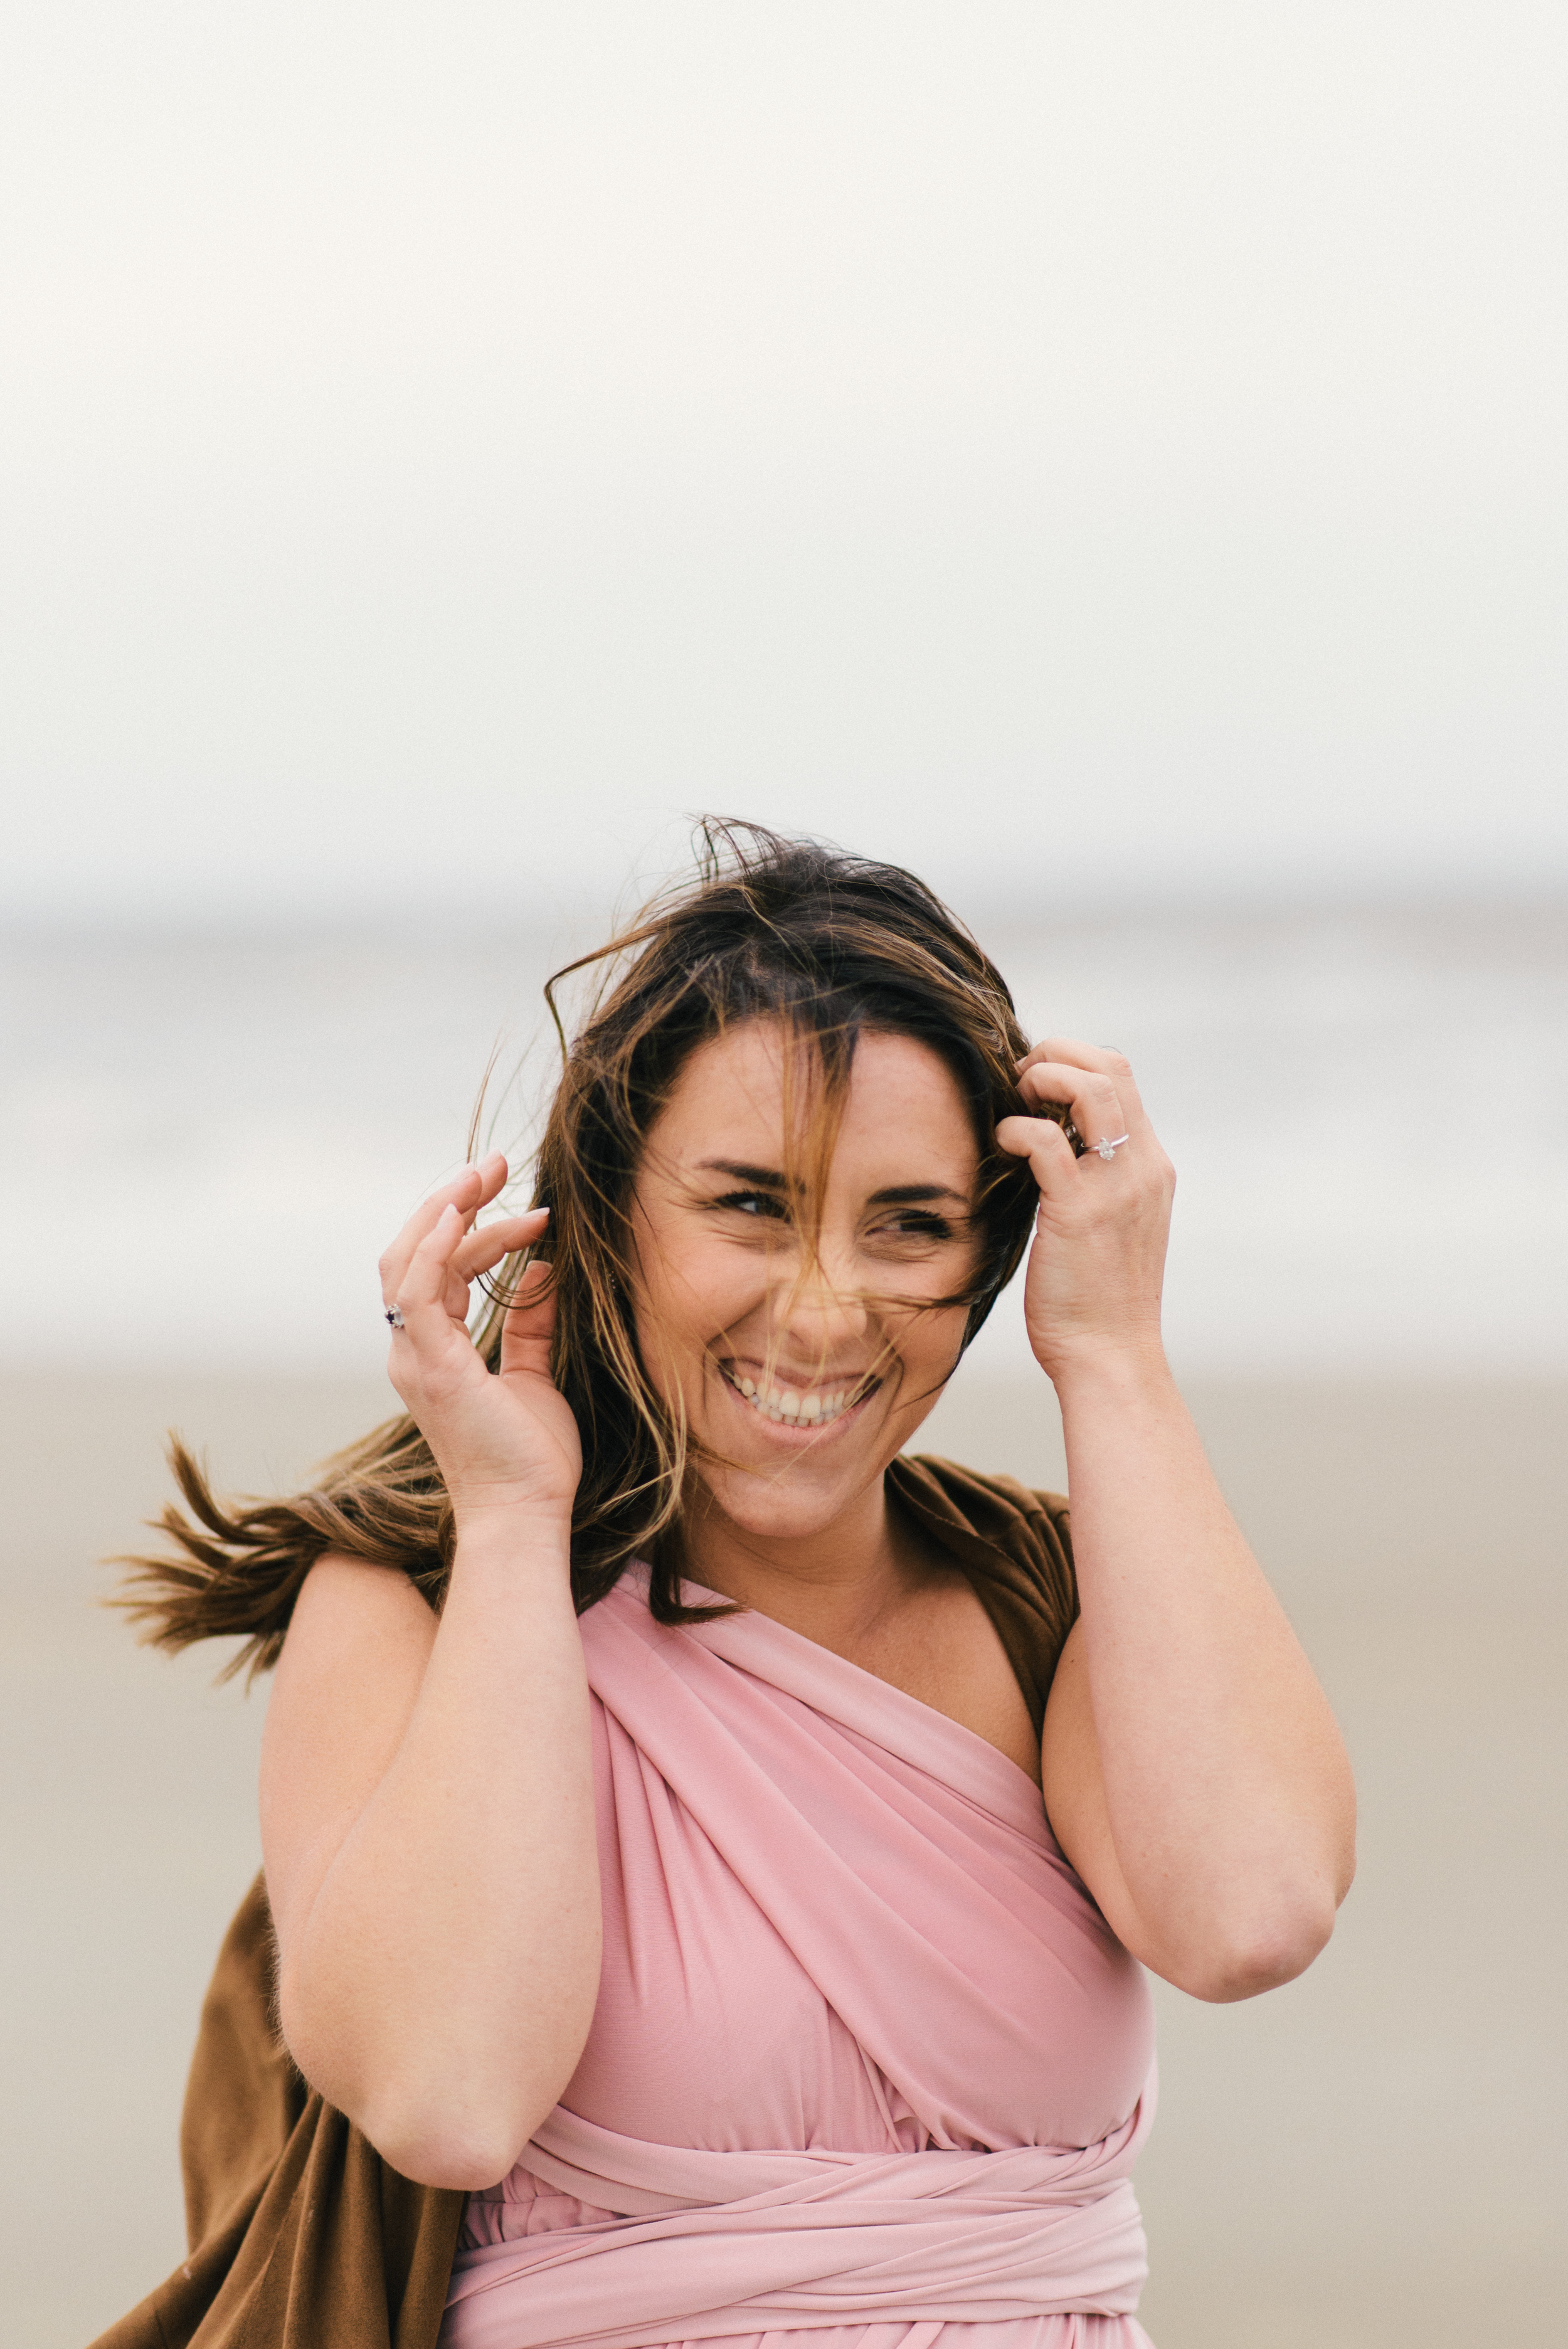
{"left": 1173, "top": 1875, "right": 1348, "bottom": 2004}
{"left": 366, "top": 2111, "right": 529, "bottom": 2193}
{"left": 278, "top": 2002, "right": 547, "bottom": 2192}
{"left": 342, "top": 2072, "right": 552, "bottom": 2190}
{"left": 1191, "top": 1923, "right": 1330, "bottom": 2003}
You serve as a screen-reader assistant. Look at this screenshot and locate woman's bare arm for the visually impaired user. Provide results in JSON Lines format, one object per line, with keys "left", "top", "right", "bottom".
{"left": 262, "top": 1527, "right": 598, "bottom": 2189}
{"left": 1001, "top": 1044, "right": 1355, "bottom": 2003}
{"left": 1039, "top": 1356, "right": 1353, "bottom": 1999}
{"left": 260, "top": 1154, "right": 600, "bottom": 2189}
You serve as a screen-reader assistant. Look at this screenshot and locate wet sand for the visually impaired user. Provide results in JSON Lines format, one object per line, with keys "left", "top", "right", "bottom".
{"left": 3, "top": 1368, "right": 1564, "bottom": 2346}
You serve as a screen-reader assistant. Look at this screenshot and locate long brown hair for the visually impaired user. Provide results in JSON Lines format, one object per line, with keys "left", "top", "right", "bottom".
{"left": 117, "top": 821, "right": 1054, "bottom": 1678}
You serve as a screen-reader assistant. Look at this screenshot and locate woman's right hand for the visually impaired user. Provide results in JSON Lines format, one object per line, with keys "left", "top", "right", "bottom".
{"left": 379, "top": 1151, "right": 582, "bottom": 1530}
{"left": 272, "top": 1148, "right": 598, "bottom": 2181}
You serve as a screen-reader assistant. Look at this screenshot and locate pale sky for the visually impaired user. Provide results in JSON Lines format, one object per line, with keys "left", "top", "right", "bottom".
{"left": 3, "top": 2, "right": 1564, "bottom": 916}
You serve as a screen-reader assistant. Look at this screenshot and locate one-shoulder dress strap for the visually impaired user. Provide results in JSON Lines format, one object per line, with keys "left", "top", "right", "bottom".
{"left": 886, "top": 1455, "right": 1079, "bottom": 1738}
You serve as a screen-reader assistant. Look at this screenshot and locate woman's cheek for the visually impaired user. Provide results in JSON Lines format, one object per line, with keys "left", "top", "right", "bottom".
{"left": 660, "top": 1244, "right": 767, "bottom": 1371}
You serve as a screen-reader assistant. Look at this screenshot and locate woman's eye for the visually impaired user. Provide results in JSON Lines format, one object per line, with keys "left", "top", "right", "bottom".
{"left": 715, "top": 1189, "right": 789, "bottom": 1221}
{"left": 881, "top": 1212, "right": 955, "bottom": 1243}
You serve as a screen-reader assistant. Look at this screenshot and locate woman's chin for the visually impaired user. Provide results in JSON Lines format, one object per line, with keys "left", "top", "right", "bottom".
{"left": 693, "top": 1482, "right": 864, "bottom": 1551}
{"left": 688, "top": 1437, "right": 887, "bottom": 1546}
{"left": 677, "top": 1364, "right": 933, "bottom": 1545}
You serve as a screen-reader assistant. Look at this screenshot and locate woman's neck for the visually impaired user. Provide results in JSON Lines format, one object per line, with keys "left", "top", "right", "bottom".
{"left": 675, "top": 1471, "right": 943, "bottom": 1653}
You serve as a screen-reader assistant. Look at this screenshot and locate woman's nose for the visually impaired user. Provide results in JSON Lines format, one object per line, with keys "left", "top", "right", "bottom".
{"left": 768, "top": 1248, "right": 872, "bottom": 1357}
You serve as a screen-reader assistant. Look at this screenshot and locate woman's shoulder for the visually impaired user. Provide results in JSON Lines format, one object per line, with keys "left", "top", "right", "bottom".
{"left": 889, "top": 1453, "right": 1077, "bottom": 1736}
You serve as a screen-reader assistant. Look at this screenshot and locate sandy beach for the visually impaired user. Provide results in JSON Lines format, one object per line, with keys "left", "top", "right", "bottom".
{"left": 4, "top": 1365, "right": 1564, "bottom": 2347}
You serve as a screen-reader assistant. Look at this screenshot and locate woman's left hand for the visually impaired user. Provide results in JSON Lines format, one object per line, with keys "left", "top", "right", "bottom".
{"left": 1005, "top": 1039, "right": 1355, "bottom": 2003}
{"left": 995, "top": 1038, "right": 1176, "bottom": 1384}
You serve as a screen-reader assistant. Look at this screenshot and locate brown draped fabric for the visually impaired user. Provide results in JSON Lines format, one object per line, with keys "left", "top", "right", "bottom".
{"left": 90, "top": 1458, "right": 1075, "bottom": 2349}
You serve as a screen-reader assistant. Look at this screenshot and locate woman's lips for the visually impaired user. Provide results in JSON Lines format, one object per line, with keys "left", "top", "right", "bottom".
{"left": 716, "top": 1359, "right": 879, "bottom": 1431}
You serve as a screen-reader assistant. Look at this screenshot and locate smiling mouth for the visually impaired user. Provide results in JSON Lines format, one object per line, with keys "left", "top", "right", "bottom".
{"left": 716, "top": 1360, "right": 880, "bottom": 1429}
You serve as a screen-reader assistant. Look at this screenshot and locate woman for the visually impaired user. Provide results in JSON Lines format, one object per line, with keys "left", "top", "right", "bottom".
{"left": 105, "top": 823, "right": 1354, "bottom": 2349}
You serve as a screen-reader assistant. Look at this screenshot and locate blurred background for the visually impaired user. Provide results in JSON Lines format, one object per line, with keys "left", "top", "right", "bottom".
{"left": 2, "top": 6, "right": 1564, "bottom": 2343}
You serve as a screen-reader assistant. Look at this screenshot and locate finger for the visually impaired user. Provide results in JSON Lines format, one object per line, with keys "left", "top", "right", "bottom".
{"left": 452, "top": 1205, "right": 549, "bottom": 1280}
{"left": 442, "top": 1209, "right": 550, "bottom": 1318}
{"left": 378, "top": 1156, "right": 507, "bottom": 1301}
{"left": 497, "top": 1258, "right": 558, "bottom": 1383}
{"left": 380, "top": 1166, "right": 487, "bottom": 1301}
{"left": 1017, "top": 1061, "right": 1130, "bottom": 1153}
{"left": 391, "top": 1203, "right": 471, "bottom": 1339}
{"left": 451, "top": 1151, "right": 511, "bottom": 1233}
{"left": 1018, "top": 1036, "right": 1122, "bottom": 1074}
{"left": 1019, "top": 1038, "right": 1150, "bottom": 1130}
{"left": 996, "top": 1111, "right": 1079, "bottom": 1199}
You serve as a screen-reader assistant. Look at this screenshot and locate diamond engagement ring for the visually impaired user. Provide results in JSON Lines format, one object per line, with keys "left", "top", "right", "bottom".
{"left": 384, "top": 1307, "right": 405, "bottom": 1329}
{"left": 1091, "top": 1134, "right": 1131, "bottom": 1162}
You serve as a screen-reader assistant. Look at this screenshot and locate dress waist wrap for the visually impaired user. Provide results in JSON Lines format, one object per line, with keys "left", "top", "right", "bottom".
{"left": 440, "top": 2098, "right": 1154, "bottom": 2349}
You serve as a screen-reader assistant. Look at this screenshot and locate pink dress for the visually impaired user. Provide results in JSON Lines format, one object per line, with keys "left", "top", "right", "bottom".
{"left": 440, "top": 1561, "right": 1158, "bottom": 2349}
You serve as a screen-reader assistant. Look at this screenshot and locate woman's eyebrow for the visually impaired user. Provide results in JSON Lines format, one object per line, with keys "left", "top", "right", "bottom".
{"left": 697, "top": 1159, "right": 790, "bottom": 1190}
{"left": 696, "top": 1164, "right": 970, "bottom": 1209}
{"left": 867, "top": 1183, "right": 971, "bottom": 1208}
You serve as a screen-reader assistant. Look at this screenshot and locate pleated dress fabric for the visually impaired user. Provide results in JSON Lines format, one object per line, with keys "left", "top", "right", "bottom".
{"left": 440, "top": 1561, "right": 1158, "bottom": 2349}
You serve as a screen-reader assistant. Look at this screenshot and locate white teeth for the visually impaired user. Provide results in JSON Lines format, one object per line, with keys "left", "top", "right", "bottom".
{"left": 726, "top": 1370, "right": 868, "bottom": 1428}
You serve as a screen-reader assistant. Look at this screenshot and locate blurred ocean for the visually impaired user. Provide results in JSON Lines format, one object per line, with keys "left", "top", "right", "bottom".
{"left": 3, "top": 893, "right": 1565, "bottom": 1374}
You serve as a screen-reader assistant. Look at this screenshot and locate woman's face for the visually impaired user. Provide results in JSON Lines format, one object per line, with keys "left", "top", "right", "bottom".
{"left": 628, "top": 1017, "right": 983, "bottom": 1546}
